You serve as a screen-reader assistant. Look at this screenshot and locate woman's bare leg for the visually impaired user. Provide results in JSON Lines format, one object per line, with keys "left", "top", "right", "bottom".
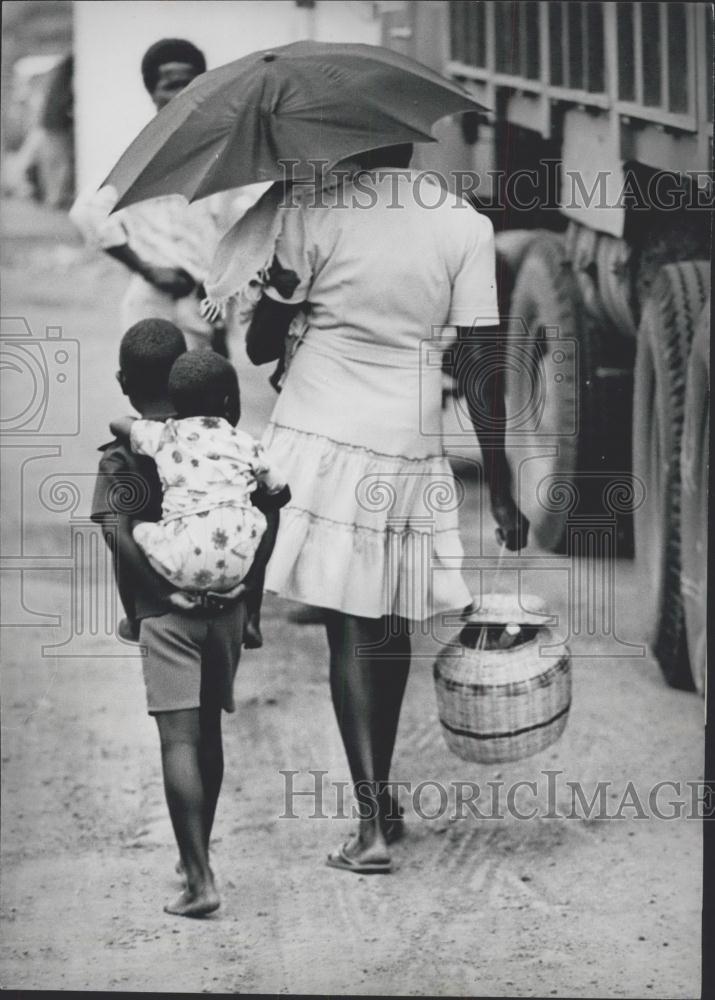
{"left": 325, "top": 612, "right": 411, "bottom": 860}
{"left": 155, "top": 709, "right": 220, "bottom": 917}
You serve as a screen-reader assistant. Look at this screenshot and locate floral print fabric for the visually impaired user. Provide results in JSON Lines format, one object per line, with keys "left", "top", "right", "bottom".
{"left": 130, "top": 416, "right": 285, "bottom": 592}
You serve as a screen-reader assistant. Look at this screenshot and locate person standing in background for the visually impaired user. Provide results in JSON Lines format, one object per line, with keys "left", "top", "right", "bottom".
{"left": 71, "top": 38, "right": 238, "bottom": 352}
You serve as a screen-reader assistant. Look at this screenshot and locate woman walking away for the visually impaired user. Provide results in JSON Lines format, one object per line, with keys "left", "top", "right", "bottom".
{"left": 225, "top": 145, "right": 529, "bottom": 873}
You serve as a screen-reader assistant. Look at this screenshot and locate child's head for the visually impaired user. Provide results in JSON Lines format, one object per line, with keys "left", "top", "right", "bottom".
{"left": 118, "top": 319, "right": 187, "bottom": 408}
{"left": 168, "top": 349, "right": 240, "bottom": 425}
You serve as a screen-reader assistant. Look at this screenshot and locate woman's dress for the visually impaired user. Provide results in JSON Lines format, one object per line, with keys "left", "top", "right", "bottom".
{"left": 262, "top": 169, "right": 499, "bottom": 620}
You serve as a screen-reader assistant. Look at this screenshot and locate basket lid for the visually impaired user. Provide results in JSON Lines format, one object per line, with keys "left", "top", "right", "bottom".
{"left": 462, "top": 592, "right": 556, "bottom": 626}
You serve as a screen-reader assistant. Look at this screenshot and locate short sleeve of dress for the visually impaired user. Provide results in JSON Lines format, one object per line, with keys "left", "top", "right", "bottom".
{"left": 130, "top": 419, "right": 165, "bottom": 458}
{"left": 447, "top": 212, "right": 500, "bottom": 328}
{"left": 263, "top": 204, "right": 312, "bottom": 305}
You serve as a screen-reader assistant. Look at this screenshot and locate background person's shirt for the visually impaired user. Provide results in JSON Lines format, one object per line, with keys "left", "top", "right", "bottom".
{"left": 70, "top": 185, "right": 268, "bottom": 284}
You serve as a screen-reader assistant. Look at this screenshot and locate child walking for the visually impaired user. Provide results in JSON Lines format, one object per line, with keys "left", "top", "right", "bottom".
{"left": 92, "top": 320, "right": 289, "bottom": 916}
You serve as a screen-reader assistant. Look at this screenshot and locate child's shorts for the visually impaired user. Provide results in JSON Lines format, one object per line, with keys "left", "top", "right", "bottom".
{"left": 139, "top": 603, "right": 246, "bottom": 714}
{"left": 134, "top": 504, "right": 266, "bottom": 592}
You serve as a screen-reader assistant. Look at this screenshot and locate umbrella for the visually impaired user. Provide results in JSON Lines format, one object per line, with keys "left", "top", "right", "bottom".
{"left": 104, "top": 40, "right": 488, "bottom": 210}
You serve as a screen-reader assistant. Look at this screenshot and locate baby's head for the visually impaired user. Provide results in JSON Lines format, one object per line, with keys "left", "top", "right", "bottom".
{"left": 168, "top": 349, "right": 240, "bottom": 425}
{"left": 118, "top": 318, "right": 187, "bottom": 410}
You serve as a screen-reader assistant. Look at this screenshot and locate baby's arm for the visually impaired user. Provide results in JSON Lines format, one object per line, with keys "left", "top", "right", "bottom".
{"left": 127, "top": 419, "right": 165, "bottom": 457}
{"left": 107, "top": 416, "right": 164, "bottom": 459}
{"left": 249, "top": 440, "right": 287, "bottom": 495}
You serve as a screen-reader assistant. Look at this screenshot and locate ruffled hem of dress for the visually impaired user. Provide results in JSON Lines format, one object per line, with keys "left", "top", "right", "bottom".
{"left": 262, "top": 423, "right": 472, "bottom": 620}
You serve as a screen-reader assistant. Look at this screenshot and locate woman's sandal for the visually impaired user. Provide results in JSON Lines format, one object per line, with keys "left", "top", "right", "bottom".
{"left": 326, "top": 839, "right": 393, "bottom": 875}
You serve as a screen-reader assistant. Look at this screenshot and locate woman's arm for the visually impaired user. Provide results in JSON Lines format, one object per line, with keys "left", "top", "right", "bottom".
{"left": 106, "top": 246, "right": 196, "bottom": 299}
{"left": 454, "top": 324, "right": 529, "bottom": 550}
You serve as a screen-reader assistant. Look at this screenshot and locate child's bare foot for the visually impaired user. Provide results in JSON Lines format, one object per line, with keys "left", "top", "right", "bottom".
{"left": 243, "top": 615, "right": 263, "bottom": 649}
{"left": 164, "top": 882, "right": 220, "bottom": 918}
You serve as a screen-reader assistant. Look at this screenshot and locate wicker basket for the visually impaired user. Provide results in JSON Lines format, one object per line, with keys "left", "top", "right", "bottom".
{"left": 433, "top": 594, "right": 571, "bottom": 764}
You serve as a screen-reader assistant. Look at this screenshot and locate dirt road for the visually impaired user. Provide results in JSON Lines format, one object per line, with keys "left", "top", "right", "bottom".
{"left": 0, "top": 198, "right": 704, "bottom": 995}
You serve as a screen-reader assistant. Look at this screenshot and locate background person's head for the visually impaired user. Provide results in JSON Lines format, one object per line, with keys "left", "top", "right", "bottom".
{"left": 168, "top": 350, "right": 240, "bottom": 426}
{"left": 141, "top": 38, "right": 206, "bottom": 111}
{"left": 118, "top": 318, "right": 187, "bottom": 410}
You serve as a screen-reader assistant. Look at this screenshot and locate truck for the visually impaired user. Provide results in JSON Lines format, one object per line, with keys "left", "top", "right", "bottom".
{"left": 377, "top": 0, "right": 711, "bottom": 692}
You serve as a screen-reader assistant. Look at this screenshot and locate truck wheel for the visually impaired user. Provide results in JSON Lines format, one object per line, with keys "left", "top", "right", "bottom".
{"left": 680, "top": 302, "right": 709, "bottom": 695}
{"left": 632, "top": 261, "right": 710, "bottom": 689}
{"left": 568, "top": 224, "right": 612, "bottom": 333}
{"left": 596, "top": 235, "right": 638, "bottom": 340}
{"left": 505, "top": 233, "right": 592, "bottom": 551}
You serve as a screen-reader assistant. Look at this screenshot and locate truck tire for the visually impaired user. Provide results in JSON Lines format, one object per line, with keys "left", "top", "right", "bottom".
{"left": 596, "top": 234, "right": 638, "bottom": 340}
{"left": 680, "top": 302, "right": 709, "bottom": 695}
{"left": 632, "top": 261, "right": 710, "bottom": 690}
{"left": 505, "top": 233, "right": 593, "bottom": 550}
{"left": 567, "top": 223, "right": 612, "bottom": 333}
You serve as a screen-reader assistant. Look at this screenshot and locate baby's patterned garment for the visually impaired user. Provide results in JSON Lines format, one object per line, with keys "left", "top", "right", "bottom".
{"left": 130, "top": 416, "right": 285, "bottom": 592}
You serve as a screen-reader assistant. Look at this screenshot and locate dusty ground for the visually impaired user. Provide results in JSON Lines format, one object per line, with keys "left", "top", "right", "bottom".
{"left": 0, "top": 197, "right": 705, "bottom": 995}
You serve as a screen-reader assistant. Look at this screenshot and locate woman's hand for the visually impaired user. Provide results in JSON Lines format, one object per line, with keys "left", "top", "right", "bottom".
{"left": 490, "top": 490, "right": 529, "bottom": 550}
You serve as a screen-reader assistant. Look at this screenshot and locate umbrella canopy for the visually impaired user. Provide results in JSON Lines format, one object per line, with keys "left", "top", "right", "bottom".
{"left": 104, "top": 40, "right": 488, "bottom": 210}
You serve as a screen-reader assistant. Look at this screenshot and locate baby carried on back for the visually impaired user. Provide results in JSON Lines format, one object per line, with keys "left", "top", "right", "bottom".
{"left": 111, "top": 349, "right": 286, "bottom": 595}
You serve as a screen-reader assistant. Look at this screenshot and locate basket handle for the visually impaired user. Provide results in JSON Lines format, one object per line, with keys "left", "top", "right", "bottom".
{"left": 475, "top": 541, "right": 508, "bottom": 651}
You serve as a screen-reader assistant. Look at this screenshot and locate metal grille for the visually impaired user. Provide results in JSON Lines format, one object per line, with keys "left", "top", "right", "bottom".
{"left": 617, "top": 3, "right": 636, "bottom": 101}
{"left": 616, "top": 2, "right": 693, "bottom": 117}
{"left": 449, "top": 1, "right": 487, "bottom": 68}
{"left": 494, "top": 1, "right": 540, "bottom": 79}
{"left": 707, "top": 4, "right": 713, "bottom": 121}
{"left": 548, "top": 1, "right": 604, "bottom": 93}
{"left": 445, "top": 1, "right": 701, "bottom": 132}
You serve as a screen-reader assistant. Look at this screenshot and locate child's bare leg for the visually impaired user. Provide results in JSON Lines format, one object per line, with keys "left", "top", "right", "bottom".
{"left": 243, "top": 508, "right": 279, "bottom": 649}
{"left": 198, "top": 697, "right": 224, "bottom": 852}
{"left": 175, "top": 662, "right": 231, "bottom": 878}
{"left": 155, "top": 709, "right": 220, "bottom": 917}
{"left": 243, "top": 570, "right": 265, "bottom": 649}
